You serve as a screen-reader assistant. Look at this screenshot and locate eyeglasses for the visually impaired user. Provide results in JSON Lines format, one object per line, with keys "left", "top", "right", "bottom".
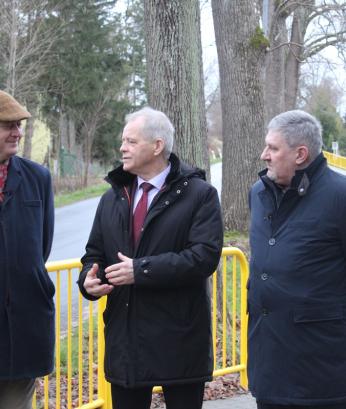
{"left": 0, "top": 122, "right": 22, "bottom": 131}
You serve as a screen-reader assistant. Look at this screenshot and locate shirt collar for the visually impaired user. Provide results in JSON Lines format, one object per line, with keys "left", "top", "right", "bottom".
{"left": 137, "top": 163, "right": 171, "bottom": 191}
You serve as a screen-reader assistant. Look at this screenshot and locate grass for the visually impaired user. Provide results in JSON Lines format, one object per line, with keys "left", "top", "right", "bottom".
{"left": 224, "top": 230, "right": 248, "bottom": 243}
{"left": 54, "top": 182, "right": 109, "bottom": 208}
{"left": 59, "top": 317, "right": 98, "bottom": 375}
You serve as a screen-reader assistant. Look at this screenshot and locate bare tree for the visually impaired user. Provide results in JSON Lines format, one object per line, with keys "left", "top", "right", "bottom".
{"left": 212, "top": 0, "right": 266, "bottom": 231}
{"left": 143, "top": 0, "right": 210, "bottom": 176}
{"left": 0, "top": 0, "right": 61, "bottom": 159}
{"left": 263, "top": 0, "right": 346, "bottom": 120}
{"left": 73, "top": 93, "right": 110, "bottom": 188}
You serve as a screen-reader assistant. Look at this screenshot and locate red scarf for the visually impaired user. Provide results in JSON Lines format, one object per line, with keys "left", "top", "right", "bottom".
{"left": 0, "top": 162, "right": 9, "bottom": 202}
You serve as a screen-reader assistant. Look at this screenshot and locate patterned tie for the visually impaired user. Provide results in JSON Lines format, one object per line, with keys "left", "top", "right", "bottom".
{"left": 0, "top": 163, "right": 8, "bottom": 202}
{"left": 133, "top": 182, "right": 154, "bottom": 245}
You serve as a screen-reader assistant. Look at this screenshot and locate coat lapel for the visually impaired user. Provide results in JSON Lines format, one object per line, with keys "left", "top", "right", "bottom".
{"left": 3, "top": 156, "right": 22, "bottom": 206}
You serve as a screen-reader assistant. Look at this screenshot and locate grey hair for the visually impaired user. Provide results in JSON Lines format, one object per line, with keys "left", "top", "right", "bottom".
{"left": 125, "top": 107, "right": 174, "bottom": 159}
{"left": 268, "top": 110, "right": 323, "bottom": 160}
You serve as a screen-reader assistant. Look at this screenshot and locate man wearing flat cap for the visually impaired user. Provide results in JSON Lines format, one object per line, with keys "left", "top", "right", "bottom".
{"left": 0, "top": 91, "right": 54, "bottom": 409}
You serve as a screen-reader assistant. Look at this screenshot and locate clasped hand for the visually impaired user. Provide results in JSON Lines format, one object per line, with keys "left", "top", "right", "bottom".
{"left": 83, "top": 252, "right": 134, "bottom": 297}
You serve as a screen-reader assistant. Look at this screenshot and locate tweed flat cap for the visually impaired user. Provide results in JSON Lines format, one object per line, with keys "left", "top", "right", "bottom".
{"left": 0, "top": 90, "right": 31, "bottom": 121}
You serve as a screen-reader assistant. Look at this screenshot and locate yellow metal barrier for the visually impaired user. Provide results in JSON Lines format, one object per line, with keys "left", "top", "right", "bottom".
{"left": 33, "top": 259, "right": 107, "bottom": 409}
{"left": 324, "top": 150, "right": 346, "bottom": 170}
{"left": 33, "top": 247, "right": 249, "bottom": 408}
{"left": 211, "top": 247, "right": 249, "bottom": 388}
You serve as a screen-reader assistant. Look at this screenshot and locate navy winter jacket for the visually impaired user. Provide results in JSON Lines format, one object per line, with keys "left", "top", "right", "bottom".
{"left": 248, "top": 154, "right": 346, "bottom": 405}
{"left": 0, "top": 156, "right": 54, "bottom": 379}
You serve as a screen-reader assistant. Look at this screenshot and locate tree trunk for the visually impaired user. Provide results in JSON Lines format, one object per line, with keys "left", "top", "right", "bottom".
{"left": 264, "top": 0, "right": 315, "bottom": 114}
{"left": 212, "top": 0, "right": 266, "bottom": 232}
{"left": 68, "top": 117, "right": 76, "bottom": 153}
{"left": 6, "top": 0, "right": 18, "bottom": 95}
{"left": 263, "top": 0, "right": 287, "bottom": 121}
{"left": 284, "top": 3, "right": 311, "bottom": 110}
{"left": 59, "top": 111, "right": 69, "bottom": 151}
{"left": 82, "top": 127, "right": 94, "bottom": 188}
{"left": 22, "top": 114, "right": 34, "bottom": 159}
{"left": 143, "top": 0, "right": 209, "bottom": 178}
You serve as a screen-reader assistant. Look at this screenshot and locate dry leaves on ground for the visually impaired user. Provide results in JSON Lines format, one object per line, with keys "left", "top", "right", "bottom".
{"left": 150, "top": 373, "right": 246, "bottom": 408}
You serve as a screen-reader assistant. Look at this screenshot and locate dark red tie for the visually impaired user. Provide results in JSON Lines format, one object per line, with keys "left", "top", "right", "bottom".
{"left": 133, "top": 182, "right": 153, "bottom": 245}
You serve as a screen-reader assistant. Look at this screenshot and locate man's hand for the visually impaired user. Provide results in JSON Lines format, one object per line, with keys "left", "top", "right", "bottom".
{"left": 105, "top": 252, "right": 134, "bottom": 286}
{"left": 83, "top": 263, "right": 113, "bottom": 297}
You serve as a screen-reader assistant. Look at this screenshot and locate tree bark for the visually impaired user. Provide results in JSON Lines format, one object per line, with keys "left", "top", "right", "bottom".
{"left": 284, "top": 3, "right": 311, "bottom": 110}
{"left": 143, "top": 0, "right": 209, "bottom": 178}
{"left": 263, "top": 0, "right": 287, "bottom": 121}
{"left": 59, "top": 110, "right": 69, "bottom": 152}
{"left": 212, "top": 0, "right": 266, "bottom": 231}
{"left": 22, "top": 100, "right": 39, "bottom": 160}
{"left": 82, "top": 127, "right": 92, "bottom": 188}
{"left": 68, "top": 117, "right": 76, "bottom": 154}
{"left": 6, "top": 0, "right": 18, "bottom": 95}
{"left": 22, "top": 114, "right": 34, "bottom": 159}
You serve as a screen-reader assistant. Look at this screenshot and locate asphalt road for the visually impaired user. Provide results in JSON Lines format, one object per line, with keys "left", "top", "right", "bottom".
{"left": 48, "top": 196, "right": 101, "bottom": 329}
{"left": 49, "top": 196, "right": 100, "bottom": 262}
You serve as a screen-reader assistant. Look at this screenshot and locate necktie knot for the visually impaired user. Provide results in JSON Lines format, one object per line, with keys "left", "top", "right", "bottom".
{"left": 140, "top": 182, "right": 153, "bottom": 193}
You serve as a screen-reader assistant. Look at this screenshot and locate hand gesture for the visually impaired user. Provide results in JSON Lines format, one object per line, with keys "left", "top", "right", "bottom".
{"left": 83, "top": 263, "right": 113, "bottom": 297}
{"left": 105, "top": 252, "right": 134, "bottom": 286}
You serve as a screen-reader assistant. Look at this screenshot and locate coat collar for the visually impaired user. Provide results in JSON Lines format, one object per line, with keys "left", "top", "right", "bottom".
{"left": 105, "top": 153, "right": 205, "bottom": 190}
{"left": 259, "top": 152, "right": 326, "bottom": 197}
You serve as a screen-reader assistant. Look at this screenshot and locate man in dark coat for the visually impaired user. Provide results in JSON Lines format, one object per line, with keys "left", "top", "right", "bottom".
{"left": 78, "top": 107, "right": 223, "bottom": 409}
{"left": 248, "top": 110, "right": 346, "bottom": 409}
{"left": 0, "top": 91, "right": 55, "bottom": 409}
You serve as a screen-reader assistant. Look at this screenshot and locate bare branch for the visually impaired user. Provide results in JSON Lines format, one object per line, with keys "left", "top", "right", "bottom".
{"left": 304, "top": 30, "right": 346, "bottom": 58}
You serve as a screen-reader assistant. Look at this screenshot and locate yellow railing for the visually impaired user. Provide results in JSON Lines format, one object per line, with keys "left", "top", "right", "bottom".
{"left": 32, "top": 259, "right": 110, "bottom": 409}
{"left": 33, "top": 247, "right": 248, "bottom": 409}
{"left": 324, "top": 150, "right": 346, "bottom": 170}
{"left": 212, "top": 247, "right": 249, "bottom": 388}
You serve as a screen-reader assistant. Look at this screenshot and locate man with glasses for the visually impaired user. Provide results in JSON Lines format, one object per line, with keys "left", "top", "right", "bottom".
{"left": 0, "top": 90, "right": 54, "bottom": 409}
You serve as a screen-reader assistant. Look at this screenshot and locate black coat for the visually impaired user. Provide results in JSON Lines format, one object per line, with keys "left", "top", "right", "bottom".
{"left": 248, "top": 154, "right": 346, "bottom": 405}
{"left": 0, "top": 156, "right": 55, "bottom": 379}
{"left": 78, "top": 154, "right": 223, "bottom": 387}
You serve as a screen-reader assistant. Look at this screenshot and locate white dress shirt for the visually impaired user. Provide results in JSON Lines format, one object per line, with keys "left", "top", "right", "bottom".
{"left": 133, "top": 164, "right": 171, "bottom": 212}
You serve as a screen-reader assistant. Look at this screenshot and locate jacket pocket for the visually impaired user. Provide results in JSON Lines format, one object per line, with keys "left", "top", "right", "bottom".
{"left": 293, "top": 305, "right": 343, "bottom": 324}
